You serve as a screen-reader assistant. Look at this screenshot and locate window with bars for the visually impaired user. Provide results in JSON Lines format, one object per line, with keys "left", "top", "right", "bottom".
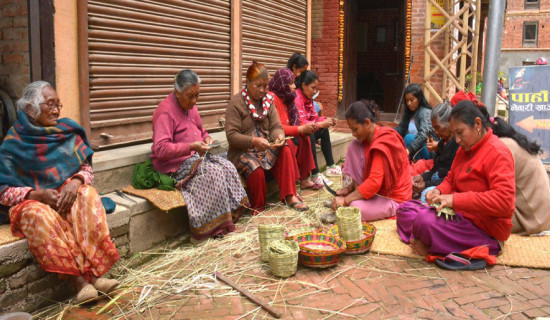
{"left": 525, "top": 0, "right": 540, "bottom": 9}
{"left": 523, "top": 21, "right": 538, "bottom": 47}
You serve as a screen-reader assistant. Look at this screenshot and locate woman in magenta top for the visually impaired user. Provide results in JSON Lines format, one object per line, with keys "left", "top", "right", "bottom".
{"left": 151, "top": 70, "right": 248, "bottom": 242}
{"left": 294, "top": 70, "right": 341, "bottom": 187}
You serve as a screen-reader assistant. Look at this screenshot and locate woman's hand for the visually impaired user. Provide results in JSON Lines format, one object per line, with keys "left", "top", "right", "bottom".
{"left": 203, "top": 137, "right": 214, "bottom": 146}
{"left": 28, "top": 189, "right": 59, "bottom": 208}
{"left": 271, "top": 134, "right": 286, "bottom": 148}
{"left": 252, "top": 136, "right": 270, "bottom": 151}
{"left": 425, "top": 188, "right": 441, "bottom": 204}
{"left": 190, "top": 141, "right": 210, "bottom": 154}
{"left": 331, "top": 196, "right": 347, "bottom": 211}
{"left": 298, "top": 123, "right": 316, "bottom": 135}
{"left": 57, "top": 178, "right": 83, "bottom": 215}
{"left": 318, "top": 119, "right": 332, "bottom": 129}
{"left": 427, "top": 137, "right": 438, "bottom": 152}
{"left": 429, "top": 194, "right": 454, "bottom": 211}
{"left": 412, "top": 175, "right": 425, "bottom": 192}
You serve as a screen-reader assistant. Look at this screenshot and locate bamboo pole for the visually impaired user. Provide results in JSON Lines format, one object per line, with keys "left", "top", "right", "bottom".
{"left": 424, "top": 0, "right": 432, "bottom": 101}
{"left": 442, "top": 0, "right": 450, "bottom": 97}
{"left": 470, "top": 0, "right": 481, "bottom": 92}
{"left": 459, "top": 1, "right": 470, "bottom": 89}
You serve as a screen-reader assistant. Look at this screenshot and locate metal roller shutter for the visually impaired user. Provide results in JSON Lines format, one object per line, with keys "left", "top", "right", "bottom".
{"left": 87, "top": 0, "right": 231, "bottom": 149}
{"left": 241, "top": 0, "right": 307, "bottom": 82}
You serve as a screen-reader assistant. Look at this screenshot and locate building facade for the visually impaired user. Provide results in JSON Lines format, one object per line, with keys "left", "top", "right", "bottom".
{"left": 501, "top": 0, "right": 550, "bottom": 79}
{"left": 2, "top": 0, "right": 492, "bottom": 149}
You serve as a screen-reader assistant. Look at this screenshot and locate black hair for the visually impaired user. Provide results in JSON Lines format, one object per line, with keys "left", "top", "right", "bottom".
{"left": 286, "top": 52, "right": 309, "bottom": 70}
{"left": 403, "top": 83, "right": 432, "bottom": 116}
{"left": 345, "top": 99, "right": 380, "bottom": 124}
{"left": 296, "top": 70, "right": 318, "bottom": 90}
{"left": 451, "top": 100, "right": 541, "bottom": 155}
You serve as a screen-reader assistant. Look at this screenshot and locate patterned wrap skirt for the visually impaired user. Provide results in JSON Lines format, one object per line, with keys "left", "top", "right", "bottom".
{"left": 9, "top": 185, "right": 119, "bottom": 281}
{"left": 174, "top": 153, "right": 248, "bottom": 240}
{"left": 236, "top": 129, "right": 280, "bottom": 180}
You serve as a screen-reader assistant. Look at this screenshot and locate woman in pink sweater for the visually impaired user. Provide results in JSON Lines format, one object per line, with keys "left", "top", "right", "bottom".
{"left": 151, "top": 70, "right": 248, "bottom": 242}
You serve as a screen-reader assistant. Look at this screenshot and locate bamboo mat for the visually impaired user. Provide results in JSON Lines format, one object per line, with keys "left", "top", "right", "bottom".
{"left": 370, "top": 219, "right": 550, "bottom": 269}
{"left": 121, "top": 185, "right": 186, "bottom": 212}
{"left": 0, "top": 224, "right": 20, "bottom": 246}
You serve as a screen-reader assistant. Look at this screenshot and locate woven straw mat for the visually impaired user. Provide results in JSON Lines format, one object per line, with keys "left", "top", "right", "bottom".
{"left": 370, "top": 219, "right": 550, "bottom": 269}
{"left": 0, "top": 224, "right": 21, "bottom": 246}
{"left": 121, "top": 185, "right": 186, "bottom": 212}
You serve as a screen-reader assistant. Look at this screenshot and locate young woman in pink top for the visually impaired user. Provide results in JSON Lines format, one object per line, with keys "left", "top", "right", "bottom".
{"left": 295, "top": 70, "right": 341, "bottom": 186}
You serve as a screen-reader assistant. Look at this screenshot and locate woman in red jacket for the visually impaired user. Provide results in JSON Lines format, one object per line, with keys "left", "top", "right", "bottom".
{"left": 269, "top": 68, "right": 321, "bottom": 190}
{"left": 396, "top": 100, "right": 516, "bottom": 256}
{"left": 332, "top": 100, "right": 412, "bottom": 221}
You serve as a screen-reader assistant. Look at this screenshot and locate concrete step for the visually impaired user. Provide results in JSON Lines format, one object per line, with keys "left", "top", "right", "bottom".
{"left": 92, "top": 130, "right": 354, "bottom": 194}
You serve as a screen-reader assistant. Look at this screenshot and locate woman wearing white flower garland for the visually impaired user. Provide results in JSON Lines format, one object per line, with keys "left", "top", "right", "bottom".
{"left": 225, "top": 61, "right": 309, "bottom": 212}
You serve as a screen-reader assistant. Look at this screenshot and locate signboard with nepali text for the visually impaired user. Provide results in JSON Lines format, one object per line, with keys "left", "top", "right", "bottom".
{"left": 508, "top": 65, "right": 550, "bottom": 163}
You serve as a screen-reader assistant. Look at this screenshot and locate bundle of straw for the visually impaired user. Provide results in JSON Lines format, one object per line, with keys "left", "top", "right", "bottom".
{"left": 335, "top": 206, "right": 362, "bottom": 241}
{"left": 267, "top": 240, "right": 299, "bottom": 277}
{"left": 258, "top": 224, "right": 285, "bottom": 262}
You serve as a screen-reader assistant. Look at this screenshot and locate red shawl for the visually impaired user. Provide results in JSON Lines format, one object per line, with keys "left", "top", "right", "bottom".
{"left": 363, "top": 126, "right": 412, "bottom": 203}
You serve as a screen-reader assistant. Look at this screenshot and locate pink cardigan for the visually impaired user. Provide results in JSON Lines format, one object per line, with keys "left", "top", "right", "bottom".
{"left": 151, "top": 93, "right": 210, "bottom": 174}
{"left": 295, "top": 89, "right": 326, "bottom": 124}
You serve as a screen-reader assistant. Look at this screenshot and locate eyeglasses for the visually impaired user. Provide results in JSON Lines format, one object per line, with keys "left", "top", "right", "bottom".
{"left": 39, "top": 102, "right": 63, "bottom": 111}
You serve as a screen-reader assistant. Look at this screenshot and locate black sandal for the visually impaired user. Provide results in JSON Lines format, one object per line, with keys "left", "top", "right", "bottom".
{"left": 284, "top": 198, "right": 309, "bottom": 212}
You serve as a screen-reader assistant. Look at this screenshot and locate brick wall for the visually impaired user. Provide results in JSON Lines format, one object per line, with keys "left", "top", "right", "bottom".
{"left": 312, "top": 0, "right": 448, "bottom": 113}
{"left": 503, "top": 0, "right": 550, "bottom": 48}
{"left": 310, "top": 0, "right": 339, "bottom": 117}
{"left": 0, "top": 0, "right": 29, "bottom": 100}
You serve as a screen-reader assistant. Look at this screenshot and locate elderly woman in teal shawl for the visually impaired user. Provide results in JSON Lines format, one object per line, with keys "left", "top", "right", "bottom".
{"left": 0, "top": 81, "right": 120, "bottom": 304}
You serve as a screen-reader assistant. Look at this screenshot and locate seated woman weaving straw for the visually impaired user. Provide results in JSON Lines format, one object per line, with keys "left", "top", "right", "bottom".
{"left": 396, "top": 100, "right": 516, "bottom": 256}
{"left": 0, "top": 81, "right": 120, "bottom": 304}
{"left": 225, "top": 61, "right": 308, "bottom": 212}
{"left": 151, "top": 70, "right": 248, "bottom": 242}
{"left": 331, "top": 100, "right": 412, "bottom": 221}
{"left": 269, "top": 67, "right": 321, "bottom": 190}
{"left": 412, "top": 101, "right": 459, "bottom": 201}
{"left": 450, "top": 92, "right": 550, "bottom": 236}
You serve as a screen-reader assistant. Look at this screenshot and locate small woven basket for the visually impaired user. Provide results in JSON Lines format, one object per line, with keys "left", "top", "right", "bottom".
{"left": 267, "top": 240, "right": 300, "bottom": 277}
{"left": 258, "top": 224, "right": 285, "bottom": 262}
{"left": 335, "top": 206, "right": 363, "bottom": 241}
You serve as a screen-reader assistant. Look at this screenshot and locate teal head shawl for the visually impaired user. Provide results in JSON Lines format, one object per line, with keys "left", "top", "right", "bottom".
{"left": 0, "top": 111, "right": 94, "bottom": 195}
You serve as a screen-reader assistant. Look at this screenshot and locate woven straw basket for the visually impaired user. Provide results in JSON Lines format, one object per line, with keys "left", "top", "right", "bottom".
{"left": 335, "top": 206, "right": 363, "bottom": 241}
{"left": 267, "top": 240, "right": 300, "bottom": 278}
{"left": 258, "top": 224, "right": 285, "bottom": 262}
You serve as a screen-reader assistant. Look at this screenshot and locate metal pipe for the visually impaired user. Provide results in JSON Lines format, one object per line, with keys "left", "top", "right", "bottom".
{"left": 481, "top": 0, "right": 506, "bottom": 116}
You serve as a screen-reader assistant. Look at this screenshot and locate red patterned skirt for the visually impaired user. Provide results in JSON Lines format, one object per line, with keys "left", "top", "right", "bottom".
{"left": 9, "top": 185, "right": 119, "bottom": 281}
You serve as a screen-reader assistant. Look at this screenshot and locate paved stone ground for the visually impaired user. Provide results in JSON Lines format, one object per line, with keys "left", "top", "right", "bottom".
{"left": 35, "top": 188, "right": 550, "bottom": 320}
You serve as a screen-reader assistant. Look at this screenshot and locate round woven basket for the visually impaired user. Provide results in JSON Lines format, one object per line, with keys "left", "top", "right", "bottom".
{"left": 258, "top": 224, "right": 285, "bottom": 262}
{"left": 335, "top": 206, "right": 362, "bottom": 241}
{"left": 267, "top": 240, "right": 299, "bottom": 278}
{"left": 294, "top": 232, "right": 346, "bottom": 268}
{"left": 284, "top": 224, "right": 322, "bottom": 240}
{"left": 328, "top": 222, "right": 377, "bottom": 255}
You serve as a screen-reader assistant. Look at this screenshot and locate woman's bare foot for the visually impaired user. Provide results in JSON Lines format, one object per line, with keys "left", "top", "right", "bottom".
{"left": 300, "top": 179, "right": 322, "bottom": 190}
{"left": 410, "top": 238, "right": 429, "bottom": 256}
{"left": 336, "top": 185, "right": 354, "bottom": 196}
